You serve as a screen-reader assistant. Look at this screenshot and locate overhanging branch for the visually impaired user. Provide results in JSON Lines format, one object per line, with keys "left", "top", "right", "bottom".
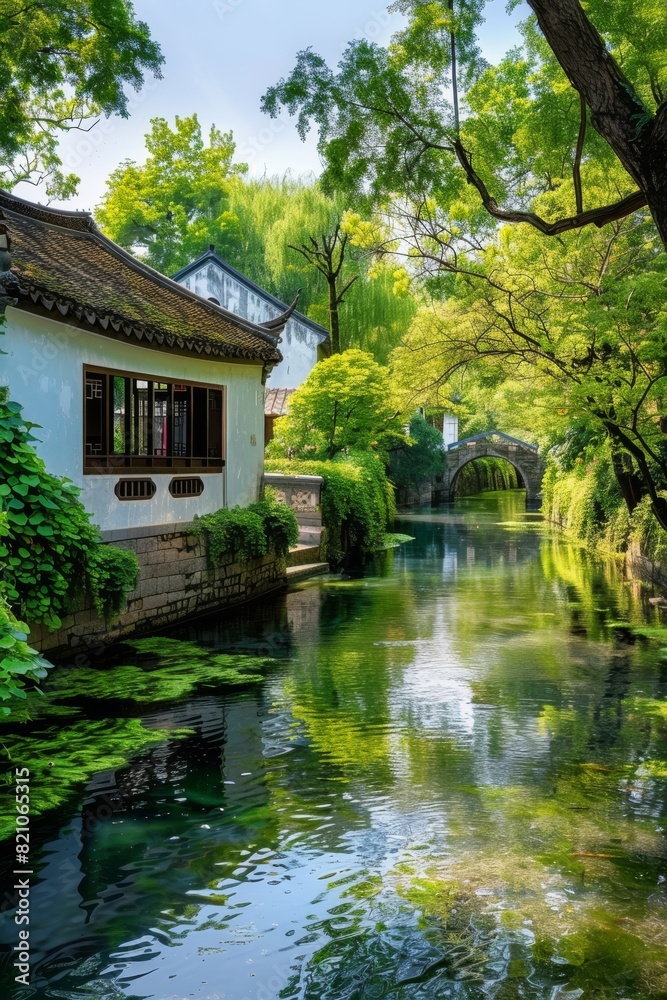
{"left": 454, "top": 140, "right": 647, "bottom": 235}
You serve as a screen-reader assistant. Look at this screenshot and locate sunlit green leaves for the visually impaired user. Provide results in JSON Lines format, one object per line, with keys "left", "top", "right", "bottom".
{"left": 0, "top": 0, "right": 163, "bottom": 197}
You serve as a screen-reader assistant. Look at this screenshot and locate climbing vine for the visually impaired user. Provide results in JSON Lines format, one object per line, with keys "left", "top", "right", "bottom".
{"left": 0, "top": 394, "right": 139, "bottom": 713}
{"left": 266, "top": 452, "right": 395, "bottom": 564}
{"left": 0, "top": 398, "right": 100, "bottom": 627}
{"left": 193, "top": 489, "right": 299, "bottom": 566}
{"left": 88, "top": 546, "right": 140, "bottom": 621}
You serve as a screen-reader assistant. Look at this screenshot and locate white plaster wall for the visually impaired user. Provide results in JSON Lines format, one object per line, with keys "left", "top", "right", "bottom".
{"left": 0, "top": 308, "right": 265, "bottom": 532}
{"left": 180, "top": 262, "right": 325, "bottom": 390}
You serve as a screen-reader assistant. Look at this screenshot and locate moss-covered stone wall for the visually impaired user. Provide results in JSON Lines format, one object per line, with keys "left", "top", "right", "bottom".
{"left": 28, "top": 524, "right": 287, "bottom": 661}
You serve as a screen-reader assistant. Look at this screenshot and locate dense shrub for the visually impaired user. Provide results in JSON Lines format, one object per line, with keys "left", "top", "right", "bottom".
{"left": 0, "top": 399, "right": 100, "bottom": 628}
{"left": 390, "top": 415, "right": 444, "bottom": 489}
{"left": 193, "top": 490, "right": 299, "bottom": 566}
{"left": 542, "top": 450, "right": 667, "bottom": 566}
{"left": 266, "top": 452, "right": 395, "bottom": 563}
{"left": 0, "top": 397, "right": 143, "bottom": 715}
{"left": 248, "top": 489, "right": 300, "bottom": 556}
{"left": 88, "top": 546, "right": 140, "bottom": 621}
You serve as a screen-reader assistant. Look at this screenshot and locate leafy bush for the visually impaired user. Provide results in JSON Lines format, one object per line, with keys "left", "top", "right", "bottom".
{"left": 628, "top": 494, "right": 667, "bottom": 566}
{"left": 88, "top": 546, "right": 140, "bottom": 621}
{"left": 193, "top": 491, "right": 299, "bottom": 565}
{"left": 270, "top": 349, "right": 404, "bottom": 459}
{"left": 248, "top": 489, "right": 300, "bottom": 556}
{"left": 193, "top": 507, "right": 267, "bottom": 564}
{"left": 266, "top": 452, "right": 395, "bottom": 564}
{"left": 0, "top": 594, "right": 50, "bottom": 716}
{"left": 390, "top": 415, "right": 444, "bottom": 489}
{"left": 0, "top": 398, "right": 100, "bottom": 628}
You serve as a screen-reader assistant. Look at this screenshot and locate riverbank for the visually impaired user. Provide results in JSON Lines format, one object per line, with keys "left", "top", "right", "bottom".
{"left": 543, "top": 457, "right": 667, "bottom": 594}
{"left": 3, "top": 492, "right": 667, "bottom": 998}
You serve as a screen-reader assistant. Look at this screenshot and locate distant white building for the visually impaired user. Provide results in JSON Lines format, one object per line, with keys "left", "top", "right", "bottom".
{"left": 173, "top": 247, "right": 330, "bottom": 393}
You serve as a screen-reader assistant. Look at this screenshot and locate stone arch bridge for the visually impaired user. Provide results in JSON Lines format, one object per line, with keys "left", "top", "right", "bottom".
{"left": 434, "top": 431, "right": 545, "bottom": 503}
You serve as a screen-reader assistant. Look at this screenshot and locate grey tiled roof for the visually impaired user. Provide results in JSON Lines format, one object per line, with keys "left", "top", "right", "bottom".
{"left": 0, "top": 190, "right": 284, "bottom": 364}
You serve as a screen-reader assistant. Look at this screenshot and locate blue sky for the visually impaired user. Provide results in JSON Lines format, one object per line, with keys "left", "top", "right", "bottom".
{"left": 42, "top": 0, "right": 528, "bottom": 211}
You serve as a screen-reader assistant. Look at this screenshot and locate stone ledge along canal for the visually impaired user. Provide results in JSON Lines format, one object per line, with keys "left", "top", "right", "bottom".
{"left": 2, "top": 492, "right": 667, "bottom": 1000}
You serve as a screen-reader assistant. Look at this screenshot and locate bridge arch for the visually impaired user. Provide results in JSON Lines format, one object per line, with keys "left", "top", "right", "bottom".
{"left": 448, "top": 450, "right": 530, "bottom": 499}
{"left": 437, "top": 431, "right": 545, "bottom": 504}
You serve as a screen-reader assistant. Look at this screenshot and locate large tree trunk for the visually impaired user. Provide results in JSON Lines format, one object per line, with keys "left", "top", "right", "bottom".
{"left": 527, "top": 0, "right": 667, "bottom": 247}
{"left": 610, "top": 451, "right": 644, "bottom": 514}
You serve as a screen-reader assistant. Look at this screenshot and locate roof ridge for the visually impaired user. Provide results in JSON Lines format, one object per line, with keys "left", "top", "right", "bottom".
{"left": 2, "top": 191, "right": 283, "bottom": 365}
{"left": 0, "top": 189, "right": 96, "bottom": 232}
{"left": 172, "top": 246, "right": 330, "bottom": 339}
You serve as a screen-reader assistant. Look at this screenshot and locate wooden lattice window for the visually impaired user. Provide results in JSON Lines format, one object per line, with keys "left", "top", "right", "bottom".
{"left": 84, "top": 368, "right": 225, "bottom": 474}
{"left": 114, "top": 478, "right": 157, "bottom": 501}
{"left": 169, "top": 477, "right": 205, "bottom": 498}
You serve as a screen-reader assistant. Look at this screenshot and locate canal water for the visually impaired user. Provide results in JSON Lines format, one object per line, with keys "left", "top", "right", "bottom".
{"left": 2, "top": 492, "right": 667, "bottom": 999}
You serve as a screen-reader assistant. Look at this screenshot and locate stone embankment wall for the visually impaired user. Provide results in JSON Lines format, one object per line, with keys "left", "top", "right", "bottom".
{"left": 395, "top": 481, "right": 434, "bottom": 509}
{"left": 29, "top": 523, "right": 287, "bottom": 662}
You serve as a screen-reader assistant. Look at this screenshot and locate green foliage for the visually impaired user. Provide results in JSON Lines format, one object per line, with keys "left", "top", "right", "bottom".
{"left": 248, "top": 489, "right": 300, "bottom": 557}
{"left": 266, "top": 452, "right": 395, "bottom": 563}
{"left": 542, "top": 450, "right": 667, "bottom": 567}
{"left": 88, "top": 545, "right": 140, "bottom": 621}
{"left": 390, "top": 415, "right": 445, "bottom": 488}
{"left": 261, "top": 1, "right": 663, "bottom": 220}
{"left": 192, "top": 491, "right": 299, "bottom": 566}
{"left": 97, "top": 128, "right": 416, "bottom": 363}
{"left": 0, "top": 717, "right": 185, "bottom": 841}
{"left": 628, "top": 493, "right": 667, "bottom": 567}
{"left": 48, "top": 637, "right": 277, "bottom": 704}
{"left": 273, "top": 349, "right": 404, "bottom": 459}
{"left": 0, "top": 0, "right": 163, "bottom": 198}
{"left": 543, "top": 455, "right": 624, "bottom": 548}
{"left": 0, "top": 593, "right": 50, "bottom": 716}
{"left": 454, "top": 456, "right": 521, "bottom": 496}
{"left": 0, "top": 397, "right": 100, "bottom": 628}
{"left": 97, "top": 114, "right": 247, "bottom": 274}
{"left": 193, "top": 506, "right": 266, "bottom": 565}
{"left": 0, "top": 389, "right": 142, "bottom": 715}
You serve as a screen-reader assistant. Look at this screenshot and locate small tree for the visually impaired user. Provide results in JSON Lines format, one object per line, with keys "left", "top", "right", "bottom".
{"left": 288, "top": 219, "right": 358, "bottom": 354}
{"left": 390, "top": 415, "right": 445, "bottom": 489}
{"left": 273, "top": 349, "right": 403, "bottom": 459}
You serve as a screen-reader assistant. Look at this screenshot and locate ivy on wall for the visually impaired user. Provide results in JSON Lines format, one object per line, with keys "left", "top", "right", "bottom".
{"left": 266, "top": 452, "right": 395, "bottom": 564}
{"left": 192, "top": 489, "right": 299, "bottom": 567}
{"left": 0, "top": 394, "right": 139, "bottom": 713}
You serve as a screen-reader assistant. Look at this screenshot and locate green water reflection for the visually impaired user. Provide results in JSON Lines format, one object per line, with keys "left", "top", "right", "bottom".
{"left": 2, "top": 492, "right": 667, "bottom": 1000}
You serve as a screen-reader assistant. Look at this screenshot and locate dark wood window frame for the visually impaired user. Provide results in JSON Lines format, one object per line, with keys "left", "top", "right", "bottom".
{"left": 169, "top": 476, "right": 205, "bottom": 498}
{"left": 84, "top": 366, "right": 226, "bottom": 475}
{"left": 115, "top": 478, "right": 157, "bottom": 501}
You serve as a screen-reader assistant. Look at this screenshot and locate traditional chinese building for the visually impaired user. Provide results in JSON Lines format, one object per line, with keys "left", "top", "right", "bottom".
{"left": 173, "top": 246, "right": 330, "bottom": 395}
{"left": 0, "top": 191, "right": 291, "bottom": 534}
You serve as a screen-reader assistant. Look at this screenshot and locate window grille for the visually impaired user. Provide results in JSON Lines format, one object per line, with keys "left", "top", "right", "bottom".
{"left": 114, "top": 478, "right": 156, "bottom": 501}
{"left": 169, "top": 477, "right": 205, "bottom": 498}
{"left": 84, "top": 369, "right": 225, "bottom": 473}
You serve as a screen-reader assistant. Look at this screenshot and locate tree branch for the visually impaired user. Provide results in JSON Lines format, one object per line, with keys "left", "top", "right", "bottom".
{"left": 573, "top": 92, "right": 587, "bottom": 215}
{"left": 454, "top": 139, "right": 647, "bottom": 234}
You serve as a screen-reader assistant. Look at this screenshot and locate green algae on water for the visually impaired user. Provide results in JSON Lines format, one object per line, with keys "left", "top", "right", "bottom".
{"left": 47, "top": 637, "right": 278, "bottom": 704}
{"left": 0, "top": 717, "right": 189, "bottom": 840}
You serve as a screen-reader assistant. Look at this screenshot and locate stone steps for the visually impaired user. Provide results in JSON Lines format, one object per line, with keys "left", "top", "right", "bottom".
{"left": 298, "top": 525, "right": 324, "bottom": 546}
{"left": 286, "top": 562, "right": 330, "bottom": 584}
{"left": 288, "top": 543, "right": 323, "bottom": 567}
